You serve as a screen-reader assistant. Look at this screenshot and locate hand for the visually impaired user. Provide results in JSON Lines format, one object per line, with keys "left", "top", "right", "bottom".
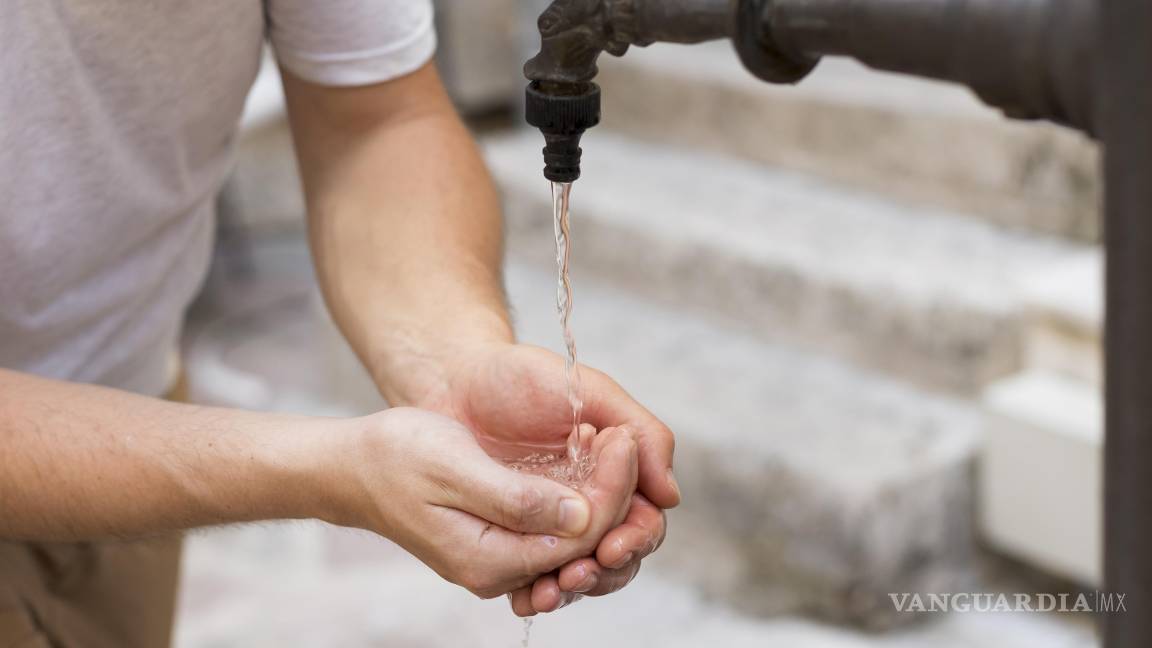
{"left": 327, "top": 407, "right": 638, "bottom": 598}
{"left": 417, "top": 343, "right": 679, "bottom": 614}
{"left": 507, "top": 492, "right": 665, "bottom": 616}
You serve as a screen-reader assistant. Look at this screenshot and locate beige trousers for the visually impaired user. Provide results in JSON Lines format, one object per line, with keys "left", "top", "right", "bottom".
{"left": 0, "top": 536, "right": 183, "bottom": 648}
{"left": 0, "top": 376, "right": 188, "bottom": 648}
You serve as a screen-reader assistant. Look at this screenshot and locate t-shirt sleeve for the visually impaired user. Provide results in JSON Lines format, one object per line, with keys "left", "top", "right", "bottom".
{"left": 267, "top": 0, "right": 436, "bottom": 86}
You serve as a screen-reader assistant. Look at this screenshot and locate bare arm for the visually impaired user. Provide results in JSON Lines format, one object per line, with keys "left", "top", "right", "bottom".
{"left": 284, "top": 61, "right": 678, "bottom": 615}
{"left": 0, "top": 368, "right": 330, "bottom": 540}
{"left": 0, "top": 368, "right": 608, "bottom": 597}
{"left": 282, "top": 62, "right": 513, "bottom": 406}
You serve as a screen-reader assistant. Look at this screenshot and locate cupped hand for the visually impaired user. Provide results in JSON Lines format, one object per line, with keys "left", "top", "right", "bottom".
{"left": 332, "top": 407, "right": 638, "bottom": 598}
{"left": 507, "top": 492, "right": 664, "bottom": 615}
{"left": 418, "top": 343, "right": 678, "bottom": 613}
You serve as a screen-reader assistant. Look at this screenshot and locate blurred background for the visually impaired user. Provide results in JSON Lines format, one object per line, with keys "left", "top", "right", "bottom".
{"left": 174, "top": 1, "right": 1103, "bottom": 646}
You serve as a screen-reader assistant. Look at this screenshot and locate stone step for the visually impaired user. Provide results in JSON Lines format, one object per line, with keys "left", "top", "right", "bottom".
{"left": 178, "top": 522, "right": 1097, "bottom": 647}
{"left": 980, "top": 370, "right": 1102, "bottom": 586}
{"left": 484, "top": 130, "right": 1088, "bottom": 396}
{"left": 594, "top": 42, "right": 1100, "bottom": 241}
{"left": 1016, "top": 252, "right": 1102, "bottom": 386}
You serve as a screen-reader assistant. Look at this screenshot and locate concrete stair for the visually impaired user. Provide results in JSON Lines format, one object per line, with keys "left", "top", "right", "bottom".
{"left": 1015, "top": 252, "right": 1102, "bottom": 386}
{"left": 178, "top": 521, "right": 1097, "bottom": 648}
{"left": 981, "top": 370, "right": 1102, "bottom": 586}
{"left": 484, "top": 130, "right": 1089, "bottom": 396}
{"left": 594, "top": 42, "right": 1100, "bottom": 242}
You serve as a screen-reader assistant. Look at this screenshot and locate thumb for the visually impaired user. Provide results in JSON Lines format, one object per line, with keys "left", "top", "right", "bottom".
{"left": 443, "top": 452, "right": 592, "bottom": 538}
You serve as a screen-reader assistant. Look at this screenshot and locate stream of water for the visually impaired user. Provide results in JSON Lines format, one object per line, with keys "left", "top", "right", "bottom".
{"left": 552, "top": 181, "right": 589, "bottom": 470}
{"left": 502, "top": 181, "right": 593, "bottom": 487}
{"left": 509, "top": 181, "right": 592, "bottom": 647}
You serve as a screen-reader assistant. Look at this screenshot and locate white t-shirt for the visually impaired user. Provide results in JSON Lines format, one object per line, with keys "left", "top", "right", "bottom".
{"left": 0, "top": 0, "right": 436, "bottom": 395}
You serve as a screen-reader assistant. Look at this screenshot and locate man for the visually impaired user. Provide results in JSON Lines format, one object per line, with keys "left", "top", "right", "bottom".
{"left": 0, "top": 1, "right": 679, "bottom": 646}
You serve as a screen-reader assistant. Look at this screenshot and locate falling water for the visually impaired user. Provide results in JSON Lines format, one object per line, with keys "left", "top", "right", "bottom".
{"left": 505, "top": 182, "right": 594, "bottom": 648}
{"left": 502, "top": 181, "right": 593, "bottom": 488}
{"left": 552, "top": 181, "right": 588, "bottom": 469}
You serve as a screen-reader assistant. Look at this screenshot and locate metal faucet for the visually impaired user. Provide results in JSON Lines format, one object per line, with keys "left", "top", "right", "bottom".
{"left": 524, "top": 0, "right": 1097, "bottom": 182}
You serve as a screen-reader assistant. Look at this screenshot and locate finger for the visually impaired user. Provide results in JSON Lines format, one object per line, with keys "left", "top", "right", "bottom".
{"left": 439, "top": 449, "right": 592, "bottom": 537}
{"left": 568, "top": 426, "right": 638, "bottom": 538}
{"left": 530, "top": 573, "right": 584, "bottom": 613}
{"left": 595, "top": 493, "right": 666, "bottom": 569}
{"left": 557, "top": 557, "right": 601, "bottom": 593}
{"left": 558, "top": 556, "right": 643, "bottom": 597}
{"left": 587, "top": 421, "right": 619, "bottom": 463}
{"left": 508, "top": 587, "right": 537, "bottom": 617}
{"left": 424, "top": 430, "right": 639, "bottom": 597}
{"left": 572, "top": 422, "right": 597, "bottom": 458}
{"left": 503, "top": 426, "right": 639, "bottom": 576}
{"left": 547, "top": 494, "right": 663, "bottom": 599}
{"left": 530, "top": 573, "right": 563, "bottom": 613}
{"left": 634, "top": 417, "right": 680, "bottom": 510}
{"left": 582, "top": 371, "right": 680, "bottom": 509}
{"left": 583, "top": 561, "right": 641, "bottom": 597}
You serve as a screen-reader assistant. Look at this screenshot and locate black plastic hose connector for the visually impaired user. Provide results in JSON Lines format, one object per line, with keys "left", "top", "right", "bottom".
{"left": 525, "top": 81, "right": 602, "bottom": 182}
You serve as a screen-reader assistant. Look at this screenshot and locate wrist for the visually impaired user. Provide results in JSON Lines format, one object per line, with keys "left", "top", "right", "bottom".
{"left": 303, "top": 410, "right": 411, "bottom": 536}
{"left": 245, "top": 415, "right": 359, "bottom": 526}
{"left": 291, "top": 417, "right": 376, "bottom": 529}
{"left": 370, "top": 308, "right": 514, "bottom": 407}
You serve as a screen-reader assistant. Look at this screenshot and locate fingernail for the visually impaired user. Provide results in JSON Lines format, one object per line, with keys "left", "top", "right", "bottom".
{"left": 559, "top": 497, "right": 590, "bottom": 535}
{"left": 574, "top": 570, "right": 598, "bottom": 593}
{"left": 560, "top": 593, "right": 584, "bottom": 609}
{"left": 609, "top": 551, "right": 634, "bottom": 570}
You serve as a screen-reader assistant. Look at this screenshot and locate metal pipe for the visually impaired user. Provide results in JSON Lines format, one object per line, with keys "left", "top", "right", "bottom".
{"left": 523, "top": 0, "right": 1098, "bottom": 184}
{"left": 627, "top": 0, "right": 734, "bottom": 46}
{"left": 1101, "top": 0, "right": 1152, "bottom": 642}
{"left": 759, "top": 0, "right": 1098, "bottom": 133}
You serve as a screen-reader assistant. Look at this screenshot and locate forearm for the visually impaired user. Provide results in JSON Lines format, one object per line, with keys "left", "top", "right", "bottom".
{"left": 0, "top": 369, "right": 335, "bottom": 541}
{"left": 284, "top": 64, "right": 513, "bottom": 407}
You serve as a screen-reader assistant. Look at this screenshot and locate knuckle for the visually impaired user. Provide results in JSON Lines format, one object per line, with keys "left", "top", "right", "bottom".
{"left": 429, "top": 472, "right": 458, "bottom": 503}
{"left": 659, "top": 422, "right": 676, "bottom": 454}
{"left": 502, "top": 483, "right": 545, "bottom": 530}
{"left": 516, "top": 541, "right": 539, "bottom": 577}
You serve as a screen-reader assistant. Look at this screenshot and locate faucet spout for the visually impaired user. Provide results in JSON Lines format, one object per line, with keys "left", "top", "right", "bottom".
{"left": 524, "top": 80, "right": 601, "bottom": 183}
{"left": 524, "top": 0, "right": 734, "bottom": 181}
